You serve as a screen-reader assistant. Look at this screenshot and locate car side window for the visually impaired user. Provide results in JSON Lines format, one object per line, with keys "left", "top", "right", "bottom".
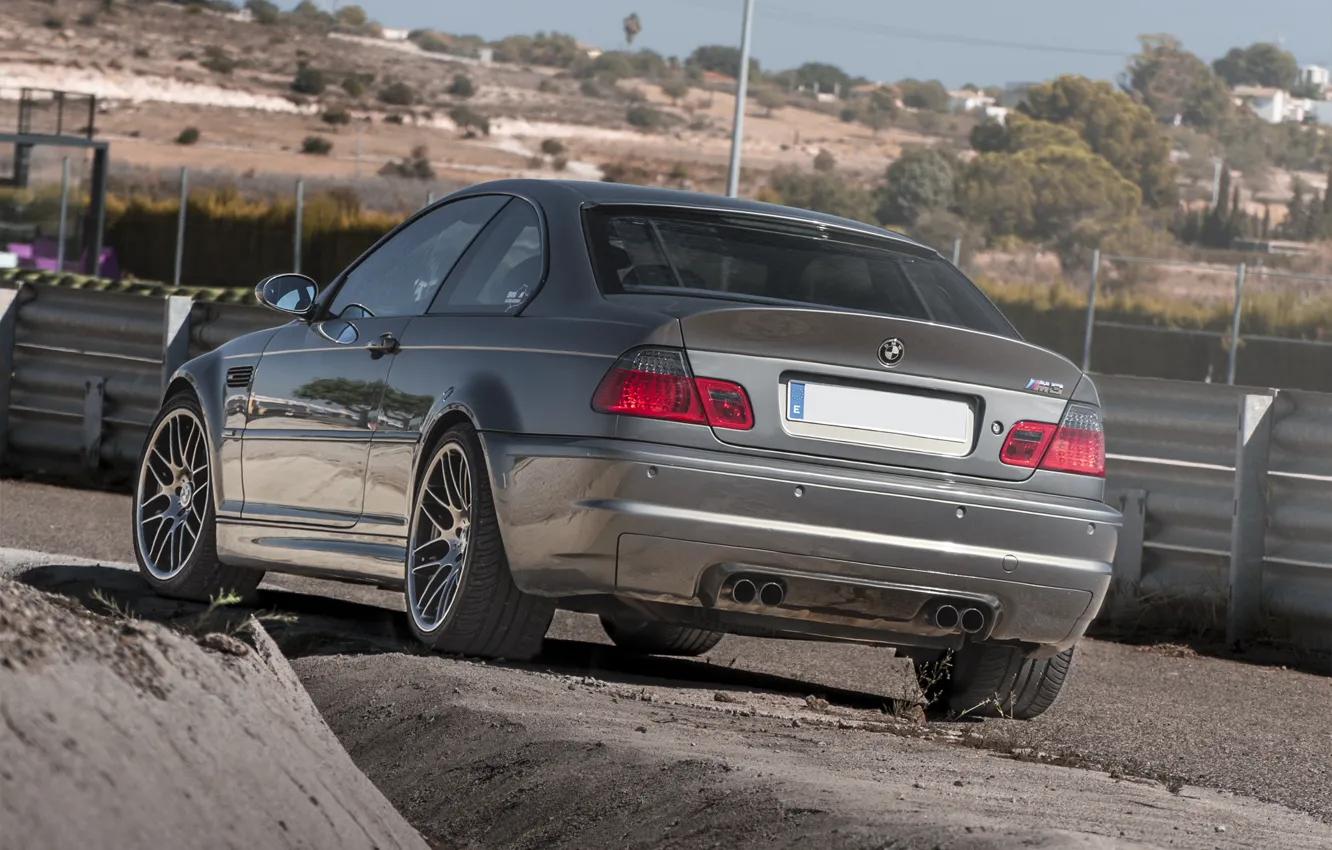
{"left": 429, "top": 201, "right": 543, "bottom": 315}
{"left": 326, "top": 195, "right": 508, "bottom": 319}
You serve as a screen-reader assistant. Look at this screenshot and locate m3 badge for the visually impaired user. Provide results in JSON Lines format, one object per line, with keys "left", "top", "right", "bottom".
{"left": 1024, "top": 378, "right": 1065, "bottom": 396}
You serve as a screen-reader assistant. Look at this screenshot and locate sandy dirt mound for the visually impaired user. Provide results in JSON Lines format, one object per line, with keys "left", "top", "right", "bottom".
{"left": 0, "top": 579, "right": 428, "bottom": 850}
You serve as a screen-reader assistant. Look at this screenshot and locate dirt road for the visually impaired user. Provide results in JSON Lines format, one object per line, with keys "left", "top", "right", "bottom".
{"left": 4, "top": 478, "right": 1332, "bottom": 848}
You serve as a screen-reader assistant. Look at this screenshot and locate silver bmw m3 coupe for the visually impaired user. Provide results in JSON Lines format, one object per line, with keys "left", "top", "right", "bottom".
{"left": 133, "top": 179, "right": 1120, "bottom": 718}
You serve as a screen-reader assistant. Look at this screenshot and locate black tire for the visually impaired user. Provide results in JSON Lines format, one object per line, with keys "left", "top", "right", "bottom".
{"left": 939, "top": 643, "right": 1075, "bottom": 720}
{"left": 404, "top": 423, "right": 554, "bottom": 660}
{"left": 132, "top": 393, "right": 263, "bottom": 603}
{"left": 600, "top": 616, "right": 724, "bottom": 656}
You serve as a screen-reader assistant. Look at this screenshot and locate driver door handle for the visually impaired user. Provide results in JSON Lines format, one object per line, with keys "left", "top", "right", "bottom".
{"left": 366, "top": 332, "right": 400, "bottom": 358}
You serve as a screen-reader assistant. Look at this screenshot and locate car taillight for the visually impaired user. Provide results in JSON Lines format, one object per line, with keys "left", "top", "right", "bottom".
{"left": 999, "top": 404, "right": 1104, "bottom": 477}
{"left": 592, "top": 348, "right": 754, "bottom": 430}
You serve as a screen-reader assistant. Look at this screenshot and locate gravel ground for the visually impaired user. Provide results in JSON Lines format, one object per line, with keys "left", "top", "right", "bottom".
{"left": 5, "top": 478, "right": 1332, "bottom": 847}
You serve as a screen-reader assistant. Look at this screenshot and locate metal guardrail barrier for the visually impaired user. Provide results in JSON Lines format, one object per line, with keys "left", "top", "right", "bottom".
{"left": 0, "top": 281, "right": 1329, "bottom": 648}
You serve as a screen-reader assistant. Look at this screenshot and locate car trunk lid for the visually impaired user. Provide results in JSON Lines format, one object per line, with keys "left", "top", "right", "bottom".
{"left": 678, "top": 306, "right": 1083, "bottom": 482}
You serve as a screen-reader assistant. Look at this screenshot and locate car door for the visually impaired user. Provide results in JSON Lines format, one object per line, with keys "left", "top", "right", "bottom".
{"left": 363, "top": 197, "right": 547, "bottom": 529}
{"left": 242, "top": 195, "right": 509, "bottom": 528}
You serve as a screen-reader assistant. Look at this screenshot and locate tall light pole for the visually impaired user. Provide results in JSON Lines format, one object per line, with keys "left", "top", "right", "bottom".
{"left": 725, "top": 0, "right": 756, "bottom": 198}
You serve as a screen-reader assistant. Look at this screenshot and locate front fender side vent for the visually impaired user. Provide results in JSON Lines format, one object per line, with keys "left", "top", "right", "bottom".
{"left": 226, "top": 366, "right": 254, "bottom": 389}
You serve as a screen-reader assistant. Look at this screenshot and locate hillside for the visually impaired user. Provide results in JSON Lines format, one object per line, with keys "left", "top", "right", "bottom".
{"left": 0, "top": 0, "right": 946, "bottom": 194}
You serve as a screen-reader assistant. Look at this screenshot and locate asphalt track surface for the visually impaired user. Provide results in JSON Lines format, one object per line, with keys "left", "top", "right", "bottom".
{"left": 4, "top": 478, "right": 1332, "bottom": 849}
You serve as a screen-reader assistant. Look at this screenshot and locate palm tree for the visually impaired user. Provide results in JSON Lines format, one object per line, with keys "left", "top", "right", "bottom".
{"left": 623, "top": 12, "right": 642, "bottom": 48}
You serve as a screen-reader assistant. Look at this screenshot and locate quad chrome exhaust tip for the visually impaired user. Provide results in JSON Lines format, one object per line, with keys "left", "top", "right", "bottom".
{"left": 933, "top": 604, "right": 960, "bottom": 630}
{"left": 731, "top": 579, "right": 757, "bottom": 605}
{"left": 959, "top": 607, "right": 986, "bottom": 634}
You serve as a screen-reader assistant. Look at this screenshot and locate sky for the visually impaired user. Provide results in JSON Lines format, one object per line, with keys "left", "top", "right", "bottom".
{"left": 310, "top": 0, "right": 1331, "bottom": 89}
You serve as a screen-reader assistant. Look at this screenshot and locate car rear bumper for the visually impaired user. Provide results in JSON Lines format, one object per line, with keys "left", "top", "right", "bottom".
{"left": 481, "top": 434, "right": 1120, "bottom": 653}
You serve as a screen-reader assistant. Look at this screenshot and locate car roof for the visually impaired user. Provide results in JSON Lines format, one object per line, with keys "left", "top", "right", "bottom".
{"left": 451, "top": 178, "right": 933, "bottom": 256}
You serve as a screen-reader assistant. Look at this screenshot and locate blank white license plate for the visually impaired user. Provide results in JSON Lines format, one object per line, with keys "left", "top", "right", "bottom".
{"left": 784, "top": 381, "right": 973, "bottom": 456}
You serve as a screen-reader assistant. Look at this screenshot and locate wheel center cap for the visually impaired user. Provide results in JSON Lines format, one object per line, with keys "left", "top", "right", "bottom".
{"left": 178, "top": 480, "right": 193, "bottom": 509}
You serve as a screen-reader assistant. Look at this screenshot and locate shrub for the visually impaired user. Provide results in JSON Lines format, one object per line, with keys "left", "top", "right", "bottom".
{"left": 552, "top": 156, "right": 569, "bottom": 171}
{"left": 341, "top": 75, "right": 365, "bottom": 98}
{"left": 626, "top": 105, "right": 664, "bottom": 130}
{"left": 813, "top": 149, "right": 836, "bottom": 172}
{"left": 449, "top": 105, "right": 490, "bottom": 136}
{"left": 379, "top": 145, "right": 435, "bottom": 180}
{"left": 301, "top": 136, "right": 333, "bottom": 155}
{"left": 42, "top": 14, "right": 65, "bottom": 29}
{"left": 602, "top": 160, "right": 653, "bottom": 185}
{"left": 383, "top": 113, "right": 405, "bottom": 125}
{"left": 133, "top": 46, "right": 150, "bottom": 58}
{"left": 201, "top": 46, "right": 237, "bottom": 75}
{"left": 447, "top": 75, "right": 475, "bottom": 98}
{"left": 291, "top": 66, "right": 326, "bottom": 95}
{"left": 176, "top": 127, "right": 201, "bottom": 145}
{"left": 321, "top": 105, "right": 351, "bottom": 125}
{"left": 540, "top": 138, "right": 565, "bottom": 156}
{"left": 580, "top": 79, "right": 604, "bottom": 98}
{"left": 77, "top": 12, "right": 98, "bottom": 26}
{"left": 379, "top": 82, "right": 416, "bottom": 106}
{"left": 538, "top": 78, "right": 560, "bottom": 94}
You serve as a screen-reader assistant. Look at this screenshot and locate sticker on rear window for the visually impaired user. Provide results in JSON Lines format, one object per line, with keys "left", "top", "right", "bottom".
{"left": 787, "top": 382, "right": 806, "bottom": 420}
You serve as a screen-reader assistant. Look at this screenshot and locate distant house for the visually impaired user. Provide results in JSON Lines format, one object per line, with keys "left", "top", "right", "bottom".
{"left": 381, "top": 28, "right": 410, "bottom": 41}
{"left": 981, "top": 104, "right": 1010, "bottom": 124}
{"left": 947, "top": 89, "right": 995, "bottom": 113}
{"left": 1233, "top": 86, "right": 1289, "bottom": 123}
{"left": 575, "top": 41, "right": 602, "bottom": 60}
{"left": 228, "top": 7, "right": 252, "bottom": 23}
{"left": 1299, "top": 64, "right": 1331, "bottom": 90}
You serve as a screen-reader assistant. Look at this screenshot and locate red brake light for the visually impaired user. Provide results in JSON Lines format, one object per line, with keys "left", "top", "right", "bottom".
{"left": 695, "top": 378, "right": 754, "bottom": 430}
{"left": 999, "top": 404, "right": 1104, "bottom": 477}
{"left": 1041, "top": 404, "right": 1105, "bottom": 477}
{"left": 592, "top": 348, "right": 754, "bottom": 430}
{"left": 1000, "top": 422, "right": 1056, "bottom": 468}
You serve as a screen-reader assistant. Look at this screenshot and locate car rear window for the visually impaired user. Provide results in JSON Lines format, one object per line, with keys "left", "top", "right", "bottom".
{"left": 585, "top": 207, "right": 1017, "bottom": 338}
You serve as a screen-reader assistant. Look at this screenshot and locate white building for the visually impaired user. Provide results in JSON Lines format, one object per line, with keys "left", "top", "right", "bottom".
{"left": 982, "top": 104, "right": 1010, "bottom": 124}
{"left": 947, "top": 89, "right": 996, "bottom": 113}
{"left": 1299, "top": 64, "right": 1330, "bottom": 90}
{"left": 1234, "top": 86, "right": 1289, "bottom": 123}
{"left": 381, "top": 28, "right": 410, "bottom": 41}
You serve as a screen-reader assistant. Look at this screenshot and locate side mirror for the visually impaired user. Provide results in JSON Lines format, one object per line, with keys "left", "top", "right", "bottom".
{"left": 256, "top": 274, "right": 318, "bottom": 319}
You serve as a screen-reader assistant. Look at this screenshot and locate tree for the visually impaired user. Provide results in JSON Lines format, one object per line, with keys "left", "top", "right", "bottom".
{"left": 957, "top": 142, "right": 1142, "bottom": 243}
{"left": 787, "top": 62, "right": 853, "bottom": 95}
{"left": 1019, "top": 75, "right": 1177, "bottom": 208}
{"left": 661, "top": 78, "right": 689, "bottom": 105}
{"left": 540, "top": 138, "right": 565, "bottom": 156}
{"left": 1212, "top": 43, "right": 1299, "bottom": 90}
{"left": 686, "top": 45, "right": 760, "bottom": 79}
{"left": 244, "top": 0, "right": 278, "bottom": 24}
{"left": 766, "top": 168, "right": 877, "bottom": 224}
{"left": 1125, "top": 34, "right": 1233, "bottom": 130}
{"left": 876, "top": 145, "right": 959, "bottom": 226}
{"left": 623, "top": 12, "right": 641, "bottom": 47}
{"left": 756, "top": 87, "right": 785, "bottom": 117}
{"left": 335, "top": 4, "right": 367, "bottom": 27}
{"left": 897, "top": 78, "right": 949, "bottom": 112}
{"left": 291, "top": 66, "right": 326, "bottom": 95}
{"left": 448, "top": 74, "right": 476, "bottom": 98}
